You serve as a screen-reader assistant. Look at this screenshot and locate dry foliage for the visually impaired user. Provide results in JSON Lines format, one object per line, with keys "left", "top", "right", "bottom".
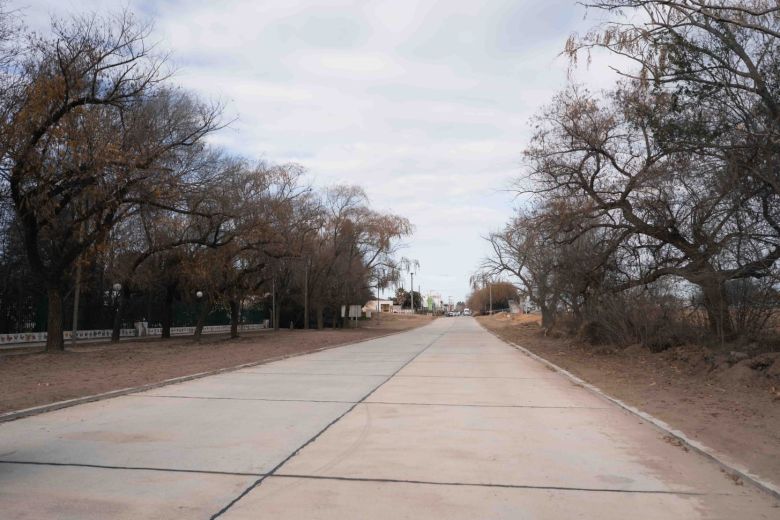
{"left": 482, "top": 0, "right": 780, "bottom": 349}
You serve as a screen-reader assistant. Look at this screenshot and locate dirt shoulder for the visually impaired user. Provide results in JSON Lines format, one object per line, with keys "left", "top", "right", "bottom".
{"left": 479, "top": 313, "right": 780, "bottom": 489}
{"left": 0, "top": 314, "right": 433, "bottom": 415}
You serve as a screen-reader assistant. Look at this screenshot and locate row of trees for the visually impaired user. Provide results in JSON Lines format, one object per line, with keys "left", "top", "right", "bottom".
{"left": 0, "top": 8, "right": 411, "bottom": 351}
{"left": 483, "top": 0, "right": 780, "bottom": 346}
{"left": 466, "top": 281, "right": 519, "bottom": 316}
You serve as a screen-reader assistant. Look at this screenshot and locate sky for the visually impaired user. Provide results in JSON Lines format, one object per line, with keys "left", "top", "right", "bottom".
{"left": 16, "top": 0, "right": 620, "bottom": 303}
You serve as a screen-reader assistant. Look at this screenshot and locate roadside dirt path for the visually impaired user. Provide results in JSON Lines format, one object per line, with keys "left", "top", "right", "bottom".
{"left": 0, "top": 315, "right": 432, "bottom": 414}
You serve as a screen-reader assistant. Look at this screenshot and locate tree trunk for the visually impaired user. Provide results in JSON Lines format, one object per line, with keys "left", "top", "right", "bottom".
{"left": 700, "top": 279, "right": 734, "bottom": 341}
{"left": 316, "top": 305, "right": 324, "bottom": 330}
{"left": 193, "top": 300, "right": 210, "bottom": 342}
{"left": 111, "top": 285, "right": 130, "bottom": 342}
{"left": 161, "top": 285, "right": 174, "bottom": 339}
{"left": 540, "top": 305, "right": 555, "bottom": 330}
{"left": 229, "top": 299, "right": 240, "bottom": 339}
{"left": 570, "top": 294, "right": 583, "bottom": 326}
{"left": 46, "top": 286, "right": 65, "bottom": 352}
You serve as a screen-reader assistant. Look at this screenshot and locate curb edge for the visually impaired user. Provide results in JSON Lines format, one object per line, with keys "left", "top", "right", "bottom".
{"left": 479, "top": 322, "right": 780, "bottom": 501}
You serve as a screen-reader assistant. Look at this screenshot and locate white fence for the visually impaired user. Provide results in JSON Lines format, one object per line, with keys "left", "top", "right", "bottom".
{"left": 0, "top": 322, "right": 268, "bottom": 346}
{"left": 146, "top": 323, "right": 268, "bottom": 337}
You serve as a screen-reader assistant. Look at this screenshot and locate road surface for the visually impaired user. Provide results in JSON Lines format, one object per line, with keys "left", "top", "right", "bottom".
{"left": 0, "top": 318, "right": 776, "bottom": 518}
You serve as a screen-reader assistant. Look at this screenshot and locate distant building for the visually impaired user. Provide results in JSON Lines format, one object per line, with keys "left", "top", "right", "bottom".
{"left": 425, "top": 291, "right": 444, "bottom": 311}
{"left": 362, "top": 299, "right": 394, "bottom": 314}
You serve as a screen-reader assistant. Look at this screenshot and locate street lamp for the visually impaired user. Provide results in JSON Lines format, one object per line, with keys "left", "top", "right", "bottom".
{"left": 195, "top": 290, "right": 204, "bottom": 322}
{"left": 112, "top": 283, "right": 122, "bottom": 315}
{"left": 399, "top": 257, "right": 419, "bottom": 314}
{"left": 193, "top": 290, "right": 206, "bottom": 341}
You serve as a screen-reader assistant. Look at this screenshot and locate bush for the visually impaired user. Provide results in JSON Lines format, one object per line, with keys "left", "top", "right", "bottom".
{"left": 578, "top": 288, "right": 700, "bottom": 351}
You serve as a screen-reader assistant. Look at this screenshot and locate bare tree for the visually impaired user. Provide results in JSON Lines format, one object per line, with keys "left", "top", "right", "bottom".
{"left": 522, "top": 82, "right": 779, "bottom": 338}
{"left": 305, "top": 185, "right": 411, "bottom": 328}
{"left": 483, "top": 209, "right": 564, "bottom": 329}
{"left": 568, "top": 0, "right": 780, "bottom": 243}
{"left": 0, "top": 12, "right": 221, "bottom": 350}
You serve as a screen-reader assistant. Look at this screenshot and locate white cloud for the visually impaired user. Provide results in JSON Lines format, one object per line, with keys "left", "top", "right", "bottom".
{"left": 295, "top": 50, "right": 405, "bottom": 78}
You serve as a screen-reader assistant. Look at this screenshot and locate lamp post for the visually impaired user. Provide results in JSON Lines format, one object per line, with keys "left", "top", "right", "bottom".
{"left": 195, "top": 290, "right": 204, "bottom": 323}
{"left": 111, "top": 283, "right": 122, "bottom": 342}
{"left": 410, "top": 271, "right": 415, "bottom": 313}
{"left": 194, "top": 290, "right": 204, "bottom": 341}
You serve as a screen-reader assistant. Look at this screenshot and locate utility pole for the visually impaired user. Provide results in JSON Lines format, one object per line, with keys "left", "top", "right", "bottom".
{"left": 272, "top": 275, "right": 276, "bottom": 331}
{"left": 303, "top": 258, "right": 309, "bottom": 329}
{"left": 376, "top": 268, "right": 383, "bottom": 318}
{"left": 489, "top": 280, "right": 493, "bottom": 315}
{"left": 71, "top": 259, "right": 82, "bottom": 347}
{"left": 71, "top": 219, "right": 85, "bottom": 347}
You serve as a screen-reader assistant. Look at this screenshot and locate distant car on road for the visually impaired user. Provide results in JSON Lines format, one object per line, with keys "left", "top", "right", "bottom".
{"left": 463, "top": 308, "right": 472, "bottom": 316}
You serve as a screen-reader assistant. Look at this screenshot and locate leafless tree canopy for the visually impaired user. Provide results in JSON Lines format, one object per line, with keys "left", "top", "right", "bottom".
{"left": 482, "top": 0, "right": 780, "bottom": 345}
{"left": 0, "top": 9, "right": 412, "bottom": 350}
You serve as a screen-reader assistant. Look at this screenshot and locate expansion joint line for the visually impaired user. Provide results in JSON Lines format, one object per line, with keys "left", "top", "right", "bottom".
{"left": 272, "top": 473, "right": 710, "bottom": 496}
{"left": 209, "top": 328, "right": 449, "bottom": 519}
{"left": 0, "top": 459, "right": 263, "bottom": 477}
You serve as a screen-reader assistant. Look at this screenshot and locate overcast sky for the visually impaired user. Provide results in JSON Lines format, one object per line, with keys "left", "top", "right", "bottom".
{"left": 18, "top": 0, "right": 619, "bottom": 303}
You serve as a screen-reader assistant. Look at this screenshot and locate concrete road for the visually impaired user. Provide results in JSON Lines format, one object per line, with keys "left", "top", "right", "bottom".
{"left": 0, "top": 318, "right": 776, "bottom": 519}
